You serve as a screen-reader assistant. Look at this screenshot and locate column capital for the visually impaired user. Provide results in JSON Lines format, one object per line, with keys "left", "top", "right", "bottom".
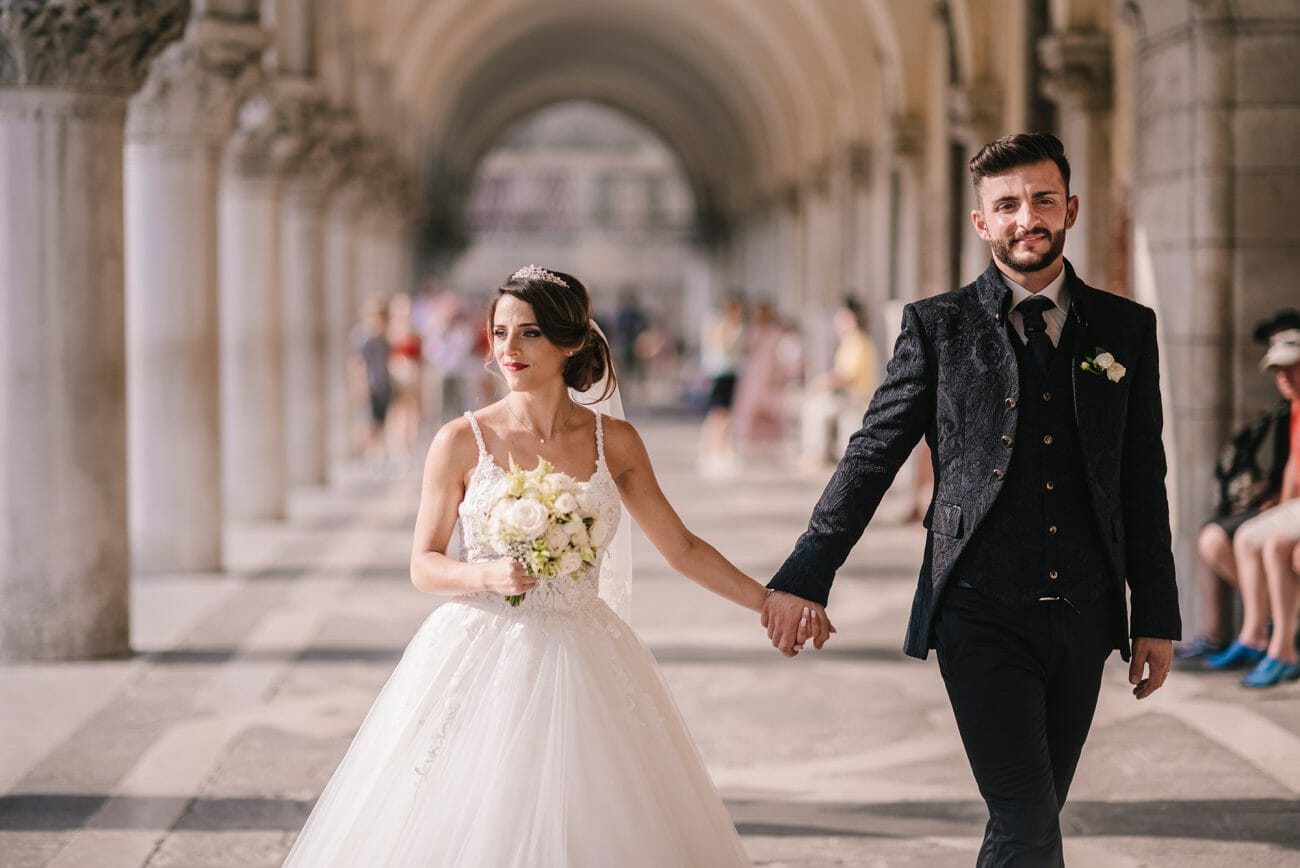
{"left": 282, "top": 108, "right": 364, "bottom": 201}
{"left": 0, "top": 0, "right": 189, "bottom": 93}
{"left": 891, "top": 113, "right": 925, "bottom": 161}
{"left": 845, "top": 142, "right": 872, "bottom": 184}
{"left": 1038, "top": 30, "right": 1113, "bottom": 112}
{"left": 128, "top": 15, "right": 266, "bottom": 145}
{"left": 950, "top": 82, "right": 1003, "bottom": 149}
{"left": 223, "top": 76, "right": 329, "bottom": 178}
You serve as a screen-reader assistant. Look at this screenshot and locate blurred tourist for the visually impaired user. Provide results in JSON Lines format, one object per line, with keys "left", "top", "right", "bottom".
{"left": 387, "top": 293, "right": 425, "bottom": 457}
{"left": 1213, "top": 329, "right": 1300, "bottom": 687}
{"left": 351, "top": 299, "right": 392, "bottom": 461}
{"left": 614, "top": 292, "right": 649, "bottom": 382}
{"left": 734, "top": 301, "right": 793, "bottom": 454}
{"left": 1178, "top": 309, "right": 1298, "bottom": 665}
{"left": 698, "top": 294, "right": 746, "bottom": 475}
{"left": 799, "top": 297, "right": 878, "bottom": 467}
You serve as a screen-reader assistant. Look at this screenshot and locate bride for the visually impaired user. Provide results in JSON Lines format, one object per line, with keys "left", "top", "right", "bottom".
{"left": 283, "top": 266, "right": 826, "bottom": 867}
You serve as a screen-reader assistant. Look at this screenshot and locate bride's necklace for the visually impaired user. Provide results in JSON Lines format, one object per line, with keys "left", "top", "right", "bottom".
{"left": 505, "top": 398, "right": 573, "bottom": 444}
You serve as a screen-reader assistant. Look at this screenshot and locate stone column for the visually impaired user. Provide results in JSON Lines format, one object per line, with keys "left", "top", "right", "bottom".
{"left": 891, "top": 115, "right": 925, "bottom": 303}
{"left": 1039, "top": 30, "right": 1113, "bottom": 284}
{"left": 125, "top": 12, "right": 264, "bottom": 572}
{"left": 950, "top": 83, "right": 1003, "bottom": 282}
{"left": 280, "top": 94, "right": 339, "bottom": 488}
{"left": 1132, "top": 4, "right": 1300, "bottom": 627}
{"left": 323, "top": 177, "right": 365, "bottom": 470}
{"left": 218, "top": 88, "right": 299, "bottom": 521}
{"left": 0, "top": 2, "right": 186, "bottom": 660}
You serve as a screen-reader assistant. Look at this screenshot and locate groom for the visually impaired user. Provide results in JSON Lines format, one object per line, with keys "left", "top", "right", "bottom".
{"left": 763, "top": 133, "right": 1180, "bottom": 866}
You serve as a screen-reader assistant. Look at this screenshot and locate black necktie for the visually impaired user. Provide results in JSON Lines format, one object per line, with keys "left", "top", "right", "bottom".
{"left": 1016, "top": 296, "right": 1055, "bottom": 373}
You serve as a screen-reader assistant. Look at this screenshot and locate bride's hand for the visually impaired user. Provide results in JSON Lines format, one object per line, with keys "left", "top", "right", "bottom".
{"left": 480, "top": 559, "right": 537, "bottom": 596}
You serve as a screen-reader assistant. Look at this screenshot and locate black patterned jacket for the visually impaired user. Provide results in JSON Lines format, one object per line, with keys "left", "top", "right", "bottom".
{"left": 770, "top": 260, "right": 1181, "bottom": 660}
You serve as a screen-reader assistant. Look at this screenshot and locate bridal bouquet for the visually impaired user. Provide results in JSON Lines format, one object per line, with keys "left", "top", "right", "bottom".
{"left": 484, "top": 456, "right": 606, "bottom": 606}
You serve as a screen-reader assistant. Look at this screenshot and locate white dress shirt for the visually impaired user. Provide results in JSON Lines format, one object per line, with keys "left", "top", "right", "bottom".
{"left": 1003, "top": 267, "right": 1066, "bottom": 348}
{"left": 1003, "top": 268, "right": 1070, "bottom": 348}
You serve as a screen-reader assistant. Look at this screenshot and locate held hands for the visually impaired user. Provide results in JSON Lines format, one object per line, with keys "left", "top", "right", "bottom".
{"left": 481, "top": 558, "right": 537, "bottom": 597}
{"left": 761, "top": 590, "right": 836, "bottom": 657}
{"left": 1129, "top": 637, "right": 1173, "bottom": 700}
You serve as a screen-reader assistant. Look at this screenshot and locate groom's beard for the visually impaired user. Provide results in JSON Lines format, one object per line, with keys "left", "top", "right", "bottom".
{"left": 990, "top": 225, "right": 1068, "bottom": 273}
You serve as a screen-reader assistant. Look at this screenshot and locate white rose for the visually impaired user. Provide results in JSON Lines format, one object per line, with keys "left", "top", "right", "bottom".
{"left": 544, "top": 524, "right": 569, "bottom": 553}
{"left": 1105, "top": 362, "right": 1127, "bottom": 383}
{"left": 557, "top": 550, "right": 583, "bottom": 576}
{"left": 541, "top": 473, "right": 574, "bottom": 499}
{"left": 488, "top": 510, "right": 515, "bottom": 549}
{"left": 566, "top": 521, "right": 589, "bottom": 547}
{"left": 510, "top": 499, "right": 549, "bottom": 539}
{"left": 1093, "top": 352, "right": 1115, "bottom": 369}
{"left": 576, "top": 490, "right": 597, "bottom": 515}
{"left": 553, "top": 492, "right": 578, "bottom": 515}
{"left": 589, "top": 516, "right": 613, "bottom": 546}
{"left": 488, "top": 477, "right": 510, "bottom": 504}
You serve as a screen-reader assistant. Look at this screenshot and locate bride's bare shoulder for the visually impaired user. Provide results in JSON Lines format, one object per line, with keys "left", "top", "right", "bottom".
{"left": 426, "top": 414, "right": 482, "bottom": 466}
{"left": 598, "top": 415, "right": 650, "bottom": 470}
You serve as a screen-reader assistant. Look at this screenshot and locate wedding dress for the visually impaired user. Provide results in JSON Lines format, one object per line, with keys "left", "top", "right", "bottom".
{"left": 283, "top": 411, "right": 752, "bottom": 867}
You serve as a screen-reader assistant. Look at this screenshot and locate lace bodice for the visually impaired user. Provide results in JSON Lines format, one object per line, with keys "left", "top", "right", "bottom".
{"left": 457, "top": 411, "right": 622, "bottom": 612}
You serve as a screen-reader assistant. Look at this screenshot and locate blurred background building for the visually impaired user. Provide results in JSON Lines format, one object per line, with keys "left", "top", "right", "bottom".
{"left": 2, "top": 0, "right": 1299, "bottom": 660}
{"left": 446, "top": 101, "right": 704, "bottom": 341}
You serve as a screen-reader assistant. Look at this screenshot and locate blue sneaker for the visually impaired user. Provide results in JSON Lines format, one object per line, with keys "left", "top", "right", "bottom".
{"left": 1205, "top": 640, "right": 1267, "bottom": 670}
{"left": 1174, "top": 635, "right": 1227, "bottom": 663}
{"left": 1241, "top": 657, "right": 1300, "bottom": 688}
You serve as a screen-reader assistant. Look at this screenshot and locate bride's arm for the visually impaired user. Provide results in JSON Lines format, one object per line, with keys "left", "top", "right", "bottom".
{"left": 409, "top": 417, "right": 535, "bottom": 598}
{"left": 604, "top": 418, "right": 769, "bottom": 613}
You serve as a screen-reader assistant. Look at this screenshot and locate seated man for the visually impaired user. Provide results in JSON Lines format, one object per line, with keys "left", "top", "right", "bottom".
{"left": 1208, "top": 328, "right": 1300, "bottom": 686}
{"left": 1178, "top": 311, "right": 1297, "bottom": 664}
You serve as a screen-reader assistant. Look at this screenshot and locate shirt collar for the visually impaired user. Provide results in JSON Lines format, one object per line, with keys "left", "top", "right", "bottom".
{"left": 1001, "top": 265, "right": 1070, "bottom": 315}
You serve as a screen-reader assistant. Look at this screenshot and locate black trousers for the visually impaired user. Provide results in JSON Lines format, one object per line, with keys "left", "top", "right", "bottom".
{"left": 934, "top": 585, "right": 1115, "bottom": 868}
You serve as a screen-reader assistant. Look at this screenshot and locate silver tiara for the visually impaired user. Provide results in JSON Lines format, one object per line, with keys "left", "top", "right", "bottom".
{"left": 511, "top": 265, "right": 569, "bottom": 289}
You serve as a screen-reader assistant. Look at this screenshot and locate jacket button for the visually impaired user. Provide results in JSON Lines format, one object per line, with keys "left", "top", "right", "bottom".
{"left": 1048, "top": 525, "right": 1058, "bottom": 534}
{"left": 1000, "top": 435, "right": 1013, "bottom": 447}
{"left": 1045, "top": 481, "right": 1055, "bottom": 491}
{"left": 1005, "top": 397, "right": 1017, "bottom": 409}
{"left": 1043, "top": 434, "right": 1054, "bottom": 445}
{"left": 1042, "top": 391, "right": 1052, "bottom": 401}
{"left": 993, "top": 468, "right": 1006, "bottom": 480}
{"left": 1049, "top": 570, "right": 1059, "bottom": 580}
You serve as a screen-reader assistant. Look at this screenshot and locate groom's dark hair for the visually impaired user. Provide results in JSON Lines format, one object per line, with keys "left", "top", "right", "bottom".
{"left": 969, "top": 132, "right": 1071, "bottom": 195}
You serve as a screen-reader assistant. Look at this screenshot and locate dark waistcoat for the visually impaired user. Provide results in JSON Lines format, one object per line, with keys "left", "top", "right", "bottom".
{"left": 949, "top": 312, "right": 1112, "bottom": 609}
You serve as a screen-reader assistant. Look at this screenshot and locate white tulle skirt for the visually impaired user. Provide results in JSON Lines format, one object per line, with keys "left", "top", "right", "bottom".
{"left": 283, "top": 594, "right": 752, "bottom": 867}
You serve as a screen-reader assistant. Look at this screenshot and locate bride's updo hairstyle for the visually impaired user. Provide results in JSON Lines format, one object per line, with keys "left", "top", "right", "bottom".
{"left": 490, "top": 266, "right": 618, "bottom": 402}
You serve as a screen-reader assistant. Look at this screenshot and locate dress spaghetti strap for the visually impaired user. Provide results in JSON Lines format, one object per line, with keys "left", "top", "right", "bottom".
{"left": 594, "top": 412, "right": 608, "bottom": 473}
{"left": 463, "top": 411, "right": 488, "bottom": 460}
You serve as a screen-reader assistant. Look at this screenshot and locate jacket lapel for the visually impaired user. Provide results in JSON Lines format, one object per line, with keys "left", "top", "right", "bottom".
{"left": 973, "top": 260, "right": 1017, "bottom": 380}
{"left": 1066, "top": 262, "right": 1124, "bottom": 490}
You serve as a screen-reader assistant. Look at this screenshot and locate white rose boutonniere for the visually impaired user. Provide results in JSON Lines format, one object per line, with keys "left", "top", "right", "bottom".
{"left": 1080, "top": 347, "right": 1126, "bottom": 383}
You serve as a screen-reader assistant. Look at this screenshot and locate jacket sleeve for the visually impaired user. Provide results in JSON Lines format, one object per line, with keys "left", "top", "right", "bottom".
{"left": 768, "top": 303, "right": 935, "bottom": 605}
{"left": 1121, "top": 307, "right": 1181, "bottom": 639}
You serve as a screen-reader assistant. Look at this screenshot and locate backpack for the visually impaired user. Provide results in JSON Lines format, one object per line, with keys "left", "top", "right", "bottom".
{"left": 1214, "top": 403, "right": 1290, "bottom": 515}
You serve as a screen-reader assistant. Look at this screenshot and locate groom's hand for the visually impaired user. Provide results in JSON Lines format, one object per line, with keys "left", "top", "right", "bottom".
{"left": 1129, "top": 637, "right": 1173, "bottom": 699}
{"left": 761, "top": 590, "right": 835, "bottom": 657}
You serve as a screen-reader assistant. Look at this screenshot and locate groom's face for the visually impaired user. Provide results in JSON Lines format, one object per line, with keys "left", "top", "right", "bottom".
{"left": 971, "top": 160, "right": 1079, "bottom": 274}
